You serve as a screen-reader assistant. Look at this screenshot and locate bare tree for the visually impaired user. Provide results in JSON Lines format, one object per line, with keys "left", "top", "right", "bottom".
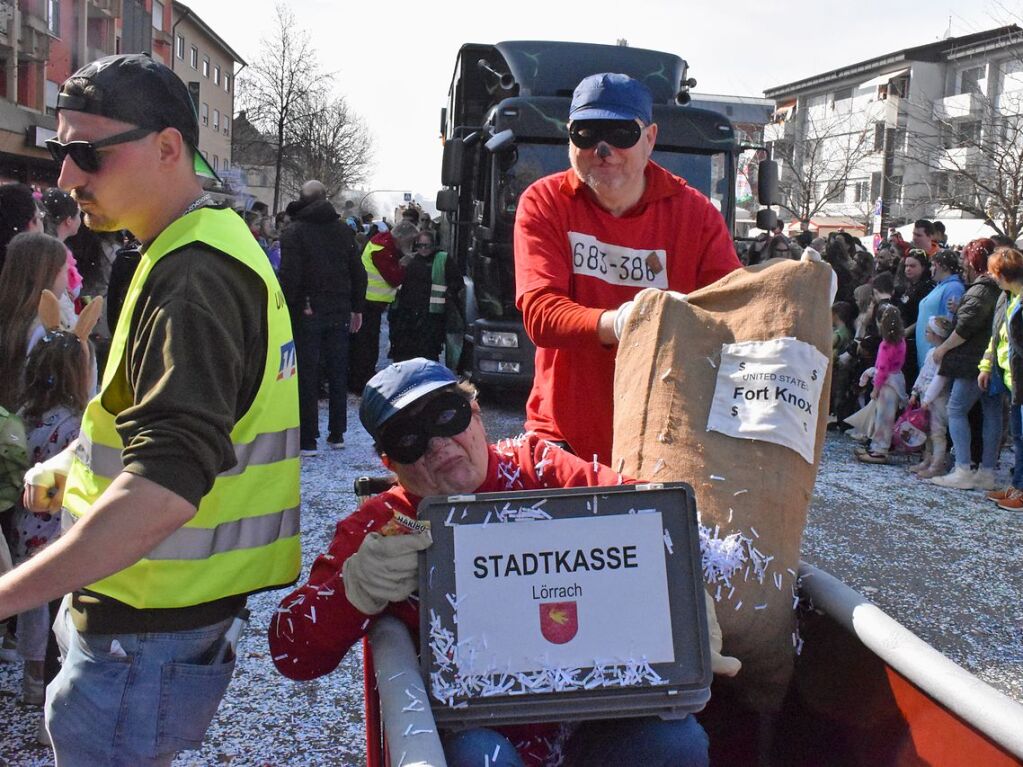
{"left": 236, "top": 3, "right": 327, "bottom": 213}
{"left": 284, "top": 95, "right": 374, "bottom": 202}
{"left": 774, "top": 110, "right": 875, "bottom": 225}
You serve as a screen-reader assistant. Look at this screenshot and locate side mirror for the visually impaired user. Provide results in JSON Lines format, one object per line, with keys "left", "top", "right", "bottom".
{"left": 441, "top": 140, "right": 464, "bottom": 188}
{"left": 436, "top": 189, "right": 459, "bottom": 213}
{"left": 758, "top": 159, "right": 780, "bottom": 206}
{"left": 485, "top": 129, "right": 515, "bottom": 154}
{"left": 756, "top": 208, "right": 778, "bottom": 231}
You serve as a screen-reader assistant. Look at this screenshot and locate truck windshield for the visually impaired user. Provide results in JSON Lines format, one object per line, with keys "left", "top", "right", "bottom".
{"left": 498, "top": 144, "right": 730, "bottom": 221}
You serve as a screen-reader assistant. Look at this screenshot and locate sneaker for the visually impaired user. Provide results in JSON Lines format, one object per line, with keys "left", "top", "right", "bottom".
{"left": 986, "top": 486, "right": 1015, "bottom": 503}
{"left": 856, "top": 450, "right": 889, "bottom": 464}
{"left": 972, "top": 468, "right": 998, "bottom": 491}
{"left": 35, "top": 714, "right": 50, "bottom": 747}
{"left": 997, "top": 489, "right": 1023, "bottom": 511}
{"left": 326, "top": 434, "right": 345, "bottom": 450}
{"left": 929, "top": 465, "right": 976, "bottom": 489}
{"left": 22, "top": 663, "right": 45, "bottom": 707}
{"left": 300, "top": 444, "right": 319, "bottom": 458}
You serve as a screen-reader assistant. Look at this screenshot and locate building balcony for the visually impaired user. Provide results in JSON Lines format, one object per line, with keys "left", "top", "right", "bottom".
{"left": 0, "top": 1, "right": 14, "bottom": 42}
{"left": 939, "top": 145, "right": 985, "bottom": 171}
{"left": 88, "top": 0, "right": 123, "bottom": 18}
{"left": 764, "top": 120, "right": 793, "bottom": 144}
{"left": 17, "top": 9, "right": 52, "bottom": 61}
{"left": 933, "top": 92, "right": 984, "bottom": 121}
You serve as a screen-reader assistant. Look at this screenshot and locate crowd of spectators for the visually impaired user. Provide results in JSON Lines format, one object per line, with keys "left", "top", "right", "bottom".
{"left": 817, "top": 218, "right": 1023, "bottom": 508}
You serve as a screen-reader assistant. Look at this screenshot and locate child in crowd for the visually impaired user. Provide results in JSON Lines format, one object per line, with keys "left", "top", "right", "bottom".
{"left": 908, "top": 317, "right": 953, "bottom": 478}
{"left": 0, "top": 232, "right": 71, "bottom": 411}
{"left": 856, "top": 304, "right": 907, "bottom": 464}
{"left": 11, "top": 329, "right": 89, "bottom": 706}
{"left": 830, "top": 301, "right": 858, "bottom": 427}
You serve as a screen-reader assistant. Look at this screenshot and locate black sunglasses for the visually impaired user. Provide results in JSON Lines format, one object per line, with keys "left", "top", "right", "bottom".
{"left": 45, "top": 127, "right": 154, "bottom": 173}
{"left": 377, "top": 390, "right": 472, "bottom": 464}
{"left": 569, "top": 119, "right": 644, "bottom": 150}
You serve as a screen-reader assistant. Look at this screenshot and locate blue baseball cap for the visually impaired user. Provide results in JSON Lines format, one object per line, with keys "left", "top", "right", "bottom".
{"left": 360, "top": 359, "right": 458, "bottom": 439}
{"left": 569, "top": 73, "right": 653, "bottom": 124}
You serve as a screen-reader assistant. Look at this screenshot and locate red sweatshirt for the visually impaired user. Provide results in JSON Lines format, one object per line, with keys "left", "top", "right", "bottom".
{"left": 514, "top": 161, "right": 740, "bottom": 464}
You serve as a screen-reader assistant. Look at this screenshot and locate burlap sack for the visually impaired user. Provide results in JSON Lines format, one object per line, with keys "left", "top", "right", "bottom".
{"left": 611, "top": 257, "right": 833, "bottom": 712}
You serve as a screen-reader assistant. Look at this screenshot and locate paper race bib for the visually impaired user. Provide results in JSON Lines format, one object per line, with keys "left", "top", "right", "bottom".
{"left": 568, "top": 232, "right": 669, "bottom": 289}
{"left": 706, "top": 338, "right": 829, "bottom": 463}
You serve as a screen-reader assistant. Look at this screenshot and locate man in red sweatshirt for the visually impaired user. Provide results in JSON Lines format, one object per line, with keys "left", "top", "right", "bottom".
{"left": 269, "top": 358, "right": 736, "bottom": 766}
{"left": 514, "top": 73, "right": 741, "bottom": 465}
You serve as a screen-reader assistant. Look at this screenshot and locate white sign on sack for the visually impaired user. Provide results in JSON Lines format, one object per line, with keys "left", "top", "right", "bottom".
{"left": 452, "top": 513, "right": 674, "bottom": 676}
{"left": 706, "top": 337, "right": 829, "bottom": 463}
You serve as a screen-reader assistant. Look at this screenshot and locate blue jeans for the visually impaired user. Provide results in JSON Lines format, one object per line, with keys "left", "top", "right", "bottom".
{"left": 947, "top": 377, "right": 1003, "bottom": 470}
{"left": 1011, "top": 404, "right": 1023, "bottom": 488}
{"left": 445, "top": 728, "right": 524, "bottom": 767}
{"left": 295, "top": 312, "right": 351, "bottom": 447}
{"left": 46, "top": 601, "right": 236, "bottom": 766}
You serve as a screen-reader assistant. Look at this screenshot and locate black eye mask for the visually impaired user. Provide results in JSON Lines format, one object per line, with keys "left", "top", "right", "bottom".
{"left": 377, "top": 391, "right": 472, "bottom": 464}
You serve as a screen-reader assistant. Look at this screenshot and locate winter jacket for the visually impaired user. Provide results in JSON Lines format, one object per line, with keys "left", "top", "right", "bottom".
{"left": 278, "top": 198, "right": 368, "bottom": 319}
{"left": 940, "top": 273, "right": 1001, "bottom": 379}
{"left": 1007, "top": 297, "right": 1023, "bottom": 406}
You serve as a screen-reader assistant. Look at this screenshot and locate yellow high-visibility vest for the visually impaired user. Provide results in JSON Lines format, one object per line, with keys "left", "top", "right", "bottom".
{"left": 363, "top": 240, "right": 398, "bottom": 303}
{"left": 62, "top": 207, "right": 301, "bottom": 609}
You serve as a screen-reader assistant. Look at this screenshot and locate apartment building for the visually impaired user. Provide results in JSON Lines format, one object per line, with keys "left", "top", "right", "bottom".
{"left": 763, "top": 25, "right": 1023, "bottom": 237}
{"left": 0, "top": 0, "right": 240, "bottom": 188}
{"left": 168, "top": 1, "right": 243, "bottom": 178}
{"left": 0, "top": 0, "right": 121, "bottom": 184}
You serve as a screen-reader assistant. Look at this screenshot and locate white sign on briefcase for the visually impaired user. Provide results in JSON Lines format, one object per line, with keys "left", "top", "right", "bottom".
{"left": 453, "top": 513, "right": 674, "bottom": 676}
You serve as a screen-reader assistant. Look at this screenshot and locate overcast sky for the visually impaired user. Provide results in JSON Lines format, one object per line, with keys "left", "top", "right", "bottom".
{"left": 188, "top": 0, "right": 1010, "bottom": 204}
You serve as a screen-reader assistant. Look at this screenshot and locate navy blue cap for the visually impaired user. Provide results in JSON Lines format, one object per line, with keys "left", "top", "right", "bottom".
{"left": 569, "top": 73, "right": 653, "bottom": 124}
{"left": 360, "top": 359, "right": 458, "bottom": 439}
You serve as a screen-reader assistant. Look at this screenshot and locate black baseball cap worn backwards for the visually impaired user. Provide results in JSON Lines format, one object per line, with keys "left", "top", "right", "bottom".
{"left": 56, "top": 53, "right": 219, "bottom": 181}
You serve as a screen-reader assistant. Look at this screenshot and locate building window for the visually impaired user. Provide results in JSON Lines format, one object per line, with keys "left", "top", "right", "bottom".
{"left": 213, "top": 65, "right": 221, "bottom": 86}
{"left": 201, "top": 102, "right": 209, "bottom": 126}
{"left": 852, "top": 179, "right": 870, "bottom": 203}
{"left": 213, "top": 109, "right": 220, "bottom": 132}
{"left": 46, "top": 0, "right": 60, "bottom": 36}
{"left": 959, "top": 66, "right": 984, "bottom": 96}
{"left": 212, "top": 155, "right": 218, "bottom": 170}
{"left": 223, "top": 122, "right": 230, "bottom": 137}
{"left": 152, "top": 0, "right": 164, "bottom": 32}
{"left": 176, "top": 34, "right": 184, "bottom": 59}
{"left": 202, "top": 56, "right": 210, "bottom": 78}
{"left": 225, "top": 74, "right": 231, "bottom": 93}
{"left": 190, "top": 46, "right": 198, "bottom": 69}
{"left": 832, "top": 87, "right": 853, "bottom": 106}
{"left": 873, "top": 122, "right": 885, "bottom": 151}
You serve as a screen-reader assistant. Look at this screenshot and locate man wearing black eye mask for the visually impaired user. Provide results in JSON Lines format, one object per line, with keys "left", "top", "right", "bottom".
{"left": 269, "top": 357, "right": 736, "bottom": 767}
{"left": 514, "top": 72, "right": 741, "bottom": 467}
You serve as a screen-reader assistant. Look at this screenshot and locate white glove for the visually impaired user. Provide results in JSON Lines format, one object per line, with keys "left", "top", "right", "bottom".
{"left": 705, "top": 590, "right": 742, "bottom": 677}
{"left": 342, "top": 531, "right": 432, "bottom": 615}
{"left": 23, "top": 442, "right": 76, "bottom": 512}
{"left": 612, "top": 288, "right": 687, "bottom": 340}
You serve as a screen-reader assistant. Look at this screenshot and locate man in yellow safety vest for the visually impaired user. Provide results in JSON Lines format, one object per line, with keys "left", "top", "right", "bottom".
{"left": 0, "top": 54, "right": 300, "bottom": 764}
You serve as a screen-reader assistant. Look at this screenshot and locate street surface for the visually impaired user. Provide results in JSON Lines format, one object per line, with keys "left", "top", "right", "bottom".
{"left": 1, "top": 388, "right": 1021, "bottom": 765}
